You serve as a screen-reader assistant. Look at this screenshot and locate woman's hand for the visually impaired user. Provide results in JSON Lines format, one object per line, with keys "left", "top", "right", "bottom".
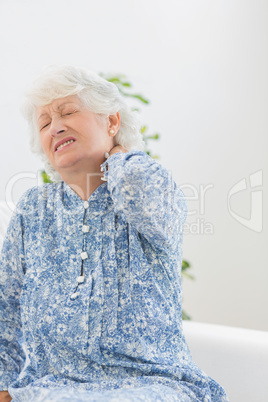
{"left": 0, "top": 391, "right": 12, "bottom": 401}
{"left": 102, "top": 145, "right": 128, "bottom": 175}
{"left": 108, "top": 145, "right": 128, "bottom": 157}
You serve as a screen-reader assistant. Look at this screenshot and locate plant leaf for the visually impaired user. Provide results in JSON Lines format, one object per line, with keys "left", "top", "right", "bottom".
{"left": 120, "top": 92, "right": 150, "bottom": 104}
{"left": 41, "top": 170, "right": 53, "bottom": 183}
{"left": 182, "top": 272, "right": 195, "bottom": 280}
{"left": 182, "top": 310, "right": 191, "bottom": 320}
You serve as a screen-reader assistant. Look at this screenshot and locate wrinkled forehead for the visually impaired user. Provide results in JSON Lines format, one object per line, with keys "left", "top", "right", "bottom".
{"left": 35, "top": 94, "right": 83, "bottom": 121}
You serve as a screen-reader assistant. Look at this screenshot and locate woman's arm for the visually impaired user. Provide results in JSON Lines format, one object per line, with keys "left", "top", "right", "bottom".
{"left": 0, "top": 195, "right": 28, "bottom": 392}
{"left": 100, "top": 148, "right": 187, "bottom": 252}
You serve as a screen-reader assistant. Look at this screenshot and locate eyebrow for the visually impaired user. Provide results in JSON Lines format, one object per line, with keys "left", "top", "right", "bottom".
{"left": 37, "top": 102, "right": 78, "bottom": 122}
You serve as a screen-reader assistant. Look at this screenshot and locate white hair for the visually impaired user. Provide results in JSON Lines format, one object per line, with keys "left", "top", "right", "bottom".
{"left": 22, "top": 65, "right": 145, "bottom": 182}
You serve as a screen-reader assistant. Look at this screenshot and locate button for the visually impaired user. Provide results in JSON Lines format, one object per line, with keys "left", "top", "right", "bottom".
{"left": 83, "top": 201, "right": 89, "bottom": 209}
{"left": 70, "top": 292, "right": 79, "bottom": 300}
{"left": 81, "top": 251, "right": 88, "bottom": 260}
{"left": 77, "top": 275, "right": 85, "bottom": 284}
{"left": 82, "top": 225, "right": 90, "bottom": 233}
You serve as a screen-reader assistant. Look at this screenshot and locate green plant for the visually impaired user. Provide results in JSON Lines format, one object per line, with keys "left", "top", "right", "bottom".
{"left": 41, "top": 72, "right": 194, "bottom": 319}
{"left": 41, "top": 170, "right": 53, "bottom": 183}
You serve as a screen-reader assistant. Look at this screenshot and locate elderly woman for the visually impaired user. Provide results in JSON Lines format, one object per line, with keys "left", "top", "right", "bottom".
{"left": 0, "top": 66, "right": 228, "bottom": 402}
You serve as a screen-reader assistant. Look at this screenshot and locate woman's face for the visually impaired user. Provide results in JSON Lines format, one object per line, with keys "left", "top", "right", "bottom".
{"left": 36, "top": 94, "right": 118, "bottom": 174}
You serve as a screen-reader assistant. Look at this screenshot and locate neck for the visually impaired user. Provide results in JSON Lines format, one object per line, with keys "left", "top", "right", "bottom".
{"left": 59, "top": 159, "right": 105, "bottom": 201}
{"left": 65, "top": 174, "right": 104, "bottom": 201}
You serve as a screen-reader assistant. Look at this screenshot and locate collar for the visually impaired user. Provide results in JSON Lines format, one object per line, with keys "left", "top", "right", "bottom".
{"left": 61, "top": 181, "right": 113, "bottom": 216}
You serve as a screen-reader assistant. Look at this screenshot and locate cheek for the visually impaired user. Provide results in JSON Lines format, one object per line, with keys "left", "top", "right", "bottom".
{"left": 79, "top": 123, "right": 106, "bottom": 143}
{"left": 40, "top": 134, "right": 51, "bottom": 155}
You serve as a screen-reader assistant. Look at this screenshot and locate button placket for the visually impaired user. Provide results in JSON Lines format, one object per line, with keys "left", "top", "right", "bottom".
{"left": 70, "top": 204, "right": 89, "bottom": 300}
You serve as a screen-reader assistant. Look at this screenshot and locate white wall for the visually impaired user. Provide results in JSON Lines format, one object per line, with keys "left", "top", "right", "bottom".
{"left": 0, "top": 0, "right": 267, "bottom": 330}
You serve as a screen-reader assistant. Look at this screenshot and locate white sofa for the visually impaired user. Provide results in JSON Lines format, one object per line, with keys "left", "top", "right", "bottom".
{"left": 1, "top": 201, "right": 268, "bottom": 401}
{"left": 182, "top": 320, "right": 268, "bottom": 402}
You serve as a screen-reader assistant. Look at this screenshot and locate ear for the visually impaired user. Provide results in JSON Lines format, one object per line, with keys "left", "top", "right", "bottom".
{"left": 108, "top": 112, "right": 120, "bottom": 136}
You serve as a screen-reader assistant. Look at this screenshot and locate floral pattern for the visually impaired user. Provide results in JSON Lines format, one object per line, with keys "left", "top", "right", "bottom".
{"left": 0, "top": 150, "right": 228, "bottom": 401}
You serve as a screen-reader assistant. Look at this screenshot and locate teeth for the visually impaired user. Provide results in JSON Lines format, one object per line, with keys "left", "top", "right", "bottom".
{"left": 57, "top": 139, "right": 74, "bottom": 151}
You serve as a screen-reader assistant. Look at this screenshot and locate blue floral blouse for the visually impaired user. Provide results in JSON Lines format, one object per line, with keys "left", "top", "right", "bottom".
{"left": 0, "top": 150, "right": 228, "bottom": 401}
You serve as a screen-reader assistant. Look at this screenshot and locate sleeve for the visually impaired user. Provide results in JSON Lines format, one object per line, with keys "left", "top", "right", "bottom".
{"left": 100, "top": 150, "right": 187, "bottom": 252}
{"left": 0, "top": 194, "right": 29, "bottom": 390}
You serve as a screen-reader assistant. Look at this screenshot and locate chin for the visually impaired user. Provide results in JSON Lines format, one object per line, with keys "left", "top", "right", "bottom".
{"left": 54, "top": 156, "right": 86, "bottom": 170}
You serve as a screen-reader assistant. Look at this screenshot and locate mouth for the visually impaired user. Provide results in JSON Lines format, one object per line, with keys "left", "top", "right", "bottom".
{"left": 55, "top": 139, "right": 76, "bottom": 152}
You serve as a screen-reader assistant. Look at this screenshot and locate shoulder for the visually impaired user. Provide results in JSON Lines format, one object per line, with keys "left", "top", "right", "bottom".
{"left": 15, "top": 182, "right": 62, "bottom": 216}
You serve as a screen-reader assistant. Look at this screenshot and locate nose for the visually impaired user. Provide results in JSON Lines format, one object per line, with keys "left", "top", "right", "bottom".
{"left": 49, "top": 116, "right": 67, "bottom": 137}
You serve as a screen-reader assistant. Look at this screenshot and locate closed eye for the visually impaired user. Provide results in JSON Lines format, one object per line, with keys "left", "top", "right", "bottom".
{"left": 63, "top": 109, "right": 78, "bottom": 116}
{"left": 39, "top": 109, "right": 77, "bottom": 130}
{"left": 41, "top": 122, "right": 51, "bottom": 130}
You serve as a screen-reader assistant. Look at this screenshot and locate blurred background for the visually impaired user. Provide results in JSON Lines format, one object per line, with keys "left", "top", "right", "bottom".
{"left": 0, "top": 0, "right": 267, "bottom": 330}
